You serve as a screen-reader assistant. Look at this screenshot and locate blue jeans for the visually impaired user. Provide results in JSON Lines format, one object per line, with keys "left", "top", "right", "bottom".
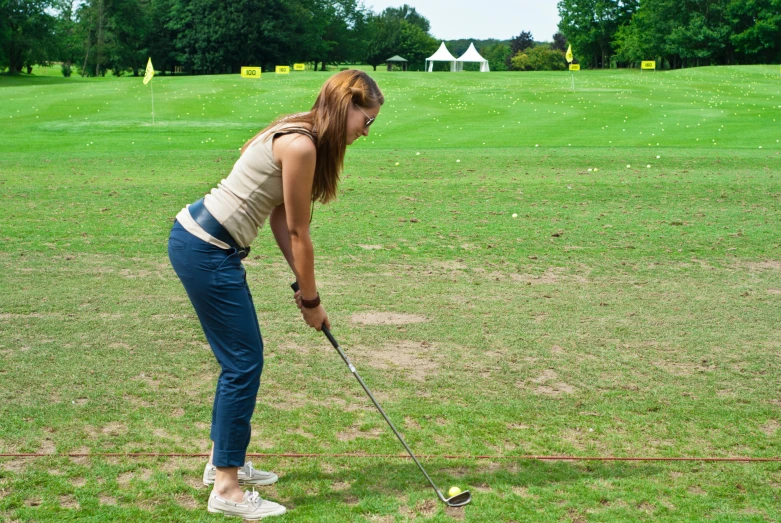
{"left": 168, "top": 220, "right": 263, "bottom": 467}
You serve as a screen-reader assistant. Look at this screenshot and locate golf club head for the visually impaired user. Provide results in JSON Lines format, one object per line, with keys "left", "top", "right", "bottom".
{"left": 445, "top": 490, "right": 472, "bottom": 507}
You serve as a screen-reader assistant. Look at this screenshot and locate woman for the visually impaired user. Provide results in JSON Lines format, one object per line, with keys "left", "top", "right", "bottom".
{"left": 168, "top": 69, "right": 384, "bottom": 519}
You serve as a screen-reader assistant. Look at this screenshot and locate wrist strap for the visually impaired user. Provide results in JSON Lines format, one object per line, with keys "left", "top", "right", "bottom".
{"left": 301, "top": 293, "right": 321, "bottom": 309}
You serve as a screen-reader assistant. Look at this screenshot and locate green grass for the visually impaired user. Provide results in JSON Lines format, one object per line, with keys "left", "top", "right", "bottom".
{"left": 1, "top": 66, "right": 780, "bottom": 522}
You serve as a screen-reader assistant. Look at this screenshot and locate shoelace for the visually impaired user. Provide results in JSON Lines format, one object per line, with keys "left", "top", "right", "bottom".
{"left": 244, "top": 461, "right": 255, "bottom": 478}
{"left": 246, "top": 488, "right": 261, "bottom": 506}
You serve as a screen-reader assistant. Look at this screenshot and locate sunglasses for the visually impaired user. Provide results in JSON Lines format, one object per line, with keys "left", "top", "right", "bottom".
{"left": 354, "top": 104, "right": 376, "bottom": 128}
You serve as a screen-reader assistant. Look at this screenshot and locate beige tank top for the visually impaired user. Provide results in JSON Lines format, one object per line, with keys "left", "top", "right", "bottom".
{"left": 176, "top": 122, "right": 315, "bottom": 249}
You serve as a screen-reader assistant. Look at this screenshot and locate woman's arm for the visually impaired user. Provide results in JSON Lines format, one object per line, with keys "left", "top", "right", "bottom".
{"left": 270, "top": 204, "right": 294, "bottom": 272}
{"left": 276, "top": 134, "right": 329, "bottom": 330}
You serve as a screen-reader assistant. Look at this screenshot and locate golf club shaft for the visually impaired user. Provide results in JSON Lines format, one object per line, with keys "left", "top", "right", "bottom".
{"left": 321, "top": 325, "right": 444, "bottom": 500}
{"left": 290, "top": 282, "right": 445, "bottom": 501}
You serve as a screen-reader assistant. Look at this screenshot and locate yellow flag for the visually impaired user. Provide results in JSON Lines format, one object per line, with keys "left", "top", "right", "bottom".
{"left": 566, "top": 44, "right": 573, "bottom": 63}
{"left": 143, "top": 58, "right": 154, "bottom": 85}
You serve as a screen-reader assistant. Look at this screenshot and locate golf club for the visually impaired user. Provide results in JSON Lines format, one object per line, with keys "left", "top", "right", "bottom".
{"left": 291, "top": 282, "right": 472, "bottom": 508}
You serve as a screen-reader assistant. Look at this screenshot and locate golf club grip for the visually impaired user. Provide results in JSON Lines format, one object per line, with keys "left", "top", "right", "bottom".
{"left": 290, "top": 281, "right": 330, "bottom": 336}
{"left": 321, "top": 325, "right": 339, "bottom": 348}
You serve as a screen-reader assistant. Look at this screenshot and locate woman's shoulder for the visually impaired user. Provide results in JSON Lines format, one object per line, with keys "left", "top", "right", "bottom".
{"left": 272, "top": 127, "right": 316, "bottom": 165}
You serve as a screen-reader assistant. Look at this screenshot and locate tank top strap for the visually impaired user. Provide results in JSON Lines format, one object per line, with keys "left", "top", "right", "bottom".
{"left": 273, "top": 125, "right": 316, "bottom": 144}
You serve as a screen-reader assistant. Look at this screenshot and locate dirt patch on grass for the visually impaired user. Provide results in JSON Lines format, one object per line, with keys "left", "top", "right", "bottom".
{"left": 262, "top": 391, "right": 351, "bottom": 412}
{"left": 102, "top": 422, "right": 128, "bottom": 436}
{"left": 350, "top": 340, "right": 441, "bottom": 382}
{"left": 0, "top": 458, "right": 29, "bottom": 473}
{"left": 132, "top": 373, "right": 160, "bottom": 389}
{"left": 351, "top": 312, "right": 428, "bottom": 325}
{"left": 652, "top": 360, "right": 715, "bottom": 376}
{"left": 123, "top": 393, "right": 152, "bottom": 408}
{"left": 445, "top": 506, "right": 466, "bottom": 520}
{"left": 59, "top": 495, "right": 80, "bottom": 509}
{"left": 400, "top": 499, "right": 437, "bottom": 518}
{"left": 70, "top": 477, "right": 86, "bottom": 488}
{"left": 99, "top": 495, "right": 117, "bottom": 505}
{"left": 335, "top": 423, "right": 384, "bottom": 442}
{"left": 738, "top": 261, "right": 781, "bottom": 271}
{"left": 0, "top": 313, "right": 60, "bottom": 320}
{"left": 760, "top": 420, "right": 779, "bottom": 436}
{"left": 118, "top": 468, "right": 152, "bottom": 487}
{"left": 512, "top": 486, "right": 537, "bottom": 498}
{"left": 288, "top": 428, "right": 315, "bottom": 439}
{"left": 175, "top": 494, "right": 200, "bottom": 510}
{"left": 38, "top": 439, "right": 56, "bottom": 455}
{"left": 331, "top": 480, "right": 351, "bottom": 491}
{"left": 439, "top": 467, "right": 470, "bottom": 478}
{"left": 152, "top": 428, "right": 184, "bottom": 443}
{"left": 519, "top": 369, "right": 577, "bottom": 396}
{"left": 69, "top": 446, "right": 90, "bottom": 465}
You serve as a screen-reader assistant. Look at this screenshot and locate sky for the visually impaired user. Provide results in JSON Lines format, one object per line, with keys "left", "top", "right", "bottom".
{"left": 364, "top": 0, "right": 561, "bottom": 42}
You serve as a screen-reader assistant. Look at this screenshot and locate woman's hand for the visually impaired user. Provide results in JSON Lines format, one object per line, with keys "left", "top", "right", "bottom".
{"left": 294, "top": 290, "right": 330, "bottom": 330}
{"left": 302, "top": 304, "right": 330, "bottom": 331}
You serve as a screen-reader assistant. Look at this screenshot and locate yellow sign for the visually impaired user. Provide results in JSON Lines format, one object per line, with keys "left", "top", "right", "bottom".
{"left": 275, "top": 66, "right": 290, "bottom": 74}
{"left": 293, "top": 63, "right": 305, "bottom": 71}
{"left": 241, "top": 67, "right": 261, "bottom": 78}
{"left": 569, "top": 64, "right": 580, "bottom": 71}
{"left": 641, "top": 61, "right": 656, "bottom": 70}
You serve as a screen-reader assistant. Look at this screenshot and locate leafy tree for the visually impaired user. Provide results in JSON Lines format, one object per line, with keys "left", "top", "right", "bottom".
{"left": 167, "top": 0, "right": 313, "bottom": 74}
{"left": 364, "top": 5, "right": 436, "bottom": 71}
{"left": 444, "top": 38, "right": 505, "bottom": 57}
{"left": 551, "top": 31, "right": 567, "bottom": 51}
{"left": 364, "top": 12, "right": 401, "bottom": 70}
{"left": 728, "top": 0, "right": 781, "bottom": 64}
{"left": 0, "top": 0, "right": 58, "bottom": 73}
{"left": 511, "top": 45, "right": 567, "bottom": 71}
{"left": 146, "top": 0, "right": 177, "bottom": 74}
{"left": 395, "top": 18, "right": 437, "bottom": 70}
{"left": 309, "top": 0, "right": 370, "bottom": 70}
{"left": 381, "top": 4, "right": 430, "bottom": 33}
{"left": 506, "top": 30, "right": 534, "bottom": 68}
{"left": 509, "top": 31, "right": 535, "bottom": 55}
{"left": 481, "top": 42, "right": 511, "bottom": 71}
{"left": 54, "top": 0, "right": 85, "bottom": 75}
{"left": 558, "top": 0, "right": 638, "bottom": 68}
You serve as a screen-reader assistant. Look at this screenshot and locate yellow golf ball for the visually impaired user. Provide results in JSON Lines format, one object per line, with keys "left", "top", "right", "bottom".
{"left": 448, "top": 486, "right": 462, "bottom": 497}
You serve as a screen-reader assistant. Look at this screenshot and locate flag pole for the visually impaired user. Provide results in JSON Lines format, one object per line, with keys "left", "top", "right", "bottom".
{"left": 151, "top": 81, "right": 155, "bottom": 125}
{"left": 143, "top": 57, "right": 156, "bottom": 125}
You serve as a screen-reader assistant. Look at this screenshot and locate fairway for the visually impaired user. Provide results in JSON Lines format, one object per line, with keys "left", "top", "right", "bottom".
{"left": 1, "top": 67, "right": 780, "bottom": 521}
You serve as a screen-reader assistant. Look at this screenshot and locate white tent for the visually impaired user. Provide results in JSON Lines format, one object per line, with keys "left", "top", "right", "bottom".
{"left": 456, "top": 43, "right": 490, "bottom": 72}
{"left": 425, "top": 42, "right": 457, "bottom": 72}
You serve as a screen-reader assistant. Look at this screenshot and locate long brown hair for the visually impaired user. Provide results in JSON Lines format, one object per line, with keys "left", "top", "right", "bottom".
{"left": 241, "top": 69, "right": 384, "bottom": 204}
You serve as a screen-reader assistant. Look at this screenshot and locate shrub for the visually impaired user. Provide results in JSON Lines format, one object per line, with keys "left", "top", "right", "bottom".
{"left": 61, "top": 63, "right": 72, "bottom": 77}
{"left": 511, "top": 46, "right": 567, "bottom": 71}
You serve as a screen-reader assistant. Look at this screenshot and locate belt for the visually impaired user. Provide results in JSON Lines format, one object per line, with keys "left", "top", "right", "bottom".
{"left": 188, "top": 198, "right": 250, "bottom": 259}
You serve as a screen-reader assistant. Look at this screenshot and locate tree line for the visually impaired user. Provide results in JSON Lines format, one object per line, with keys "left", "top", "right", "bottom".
{"left": 1, "top": 0, "right": 572, "bottom": 76}
{"left": 558, "top": 0, "right": 781, "bottom": 69}
{"left": 1, "top": 1, "right": 443, "bottom": 75}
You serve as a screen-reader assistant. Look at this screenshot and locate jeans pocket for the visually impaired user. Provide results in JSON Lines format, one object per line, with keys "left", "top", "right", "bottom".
{"left": 168, "top": 237, "right": 186, "bottom": 250}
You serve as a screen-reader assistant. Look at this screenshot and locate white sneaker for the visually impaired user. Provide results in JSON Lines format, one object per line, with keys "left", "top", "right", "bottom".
{"left": 203, "top": 461, "right": 278, "bottom": 486}
{"left": 208, "top": 489, "right": 286, "bottom": 519}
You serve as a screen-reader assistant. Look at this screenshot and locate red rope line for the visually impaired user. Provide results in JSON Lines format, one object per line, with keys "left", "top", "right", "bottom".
{"left": 0, "top": 453, "right": 778, "bottom": 462}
